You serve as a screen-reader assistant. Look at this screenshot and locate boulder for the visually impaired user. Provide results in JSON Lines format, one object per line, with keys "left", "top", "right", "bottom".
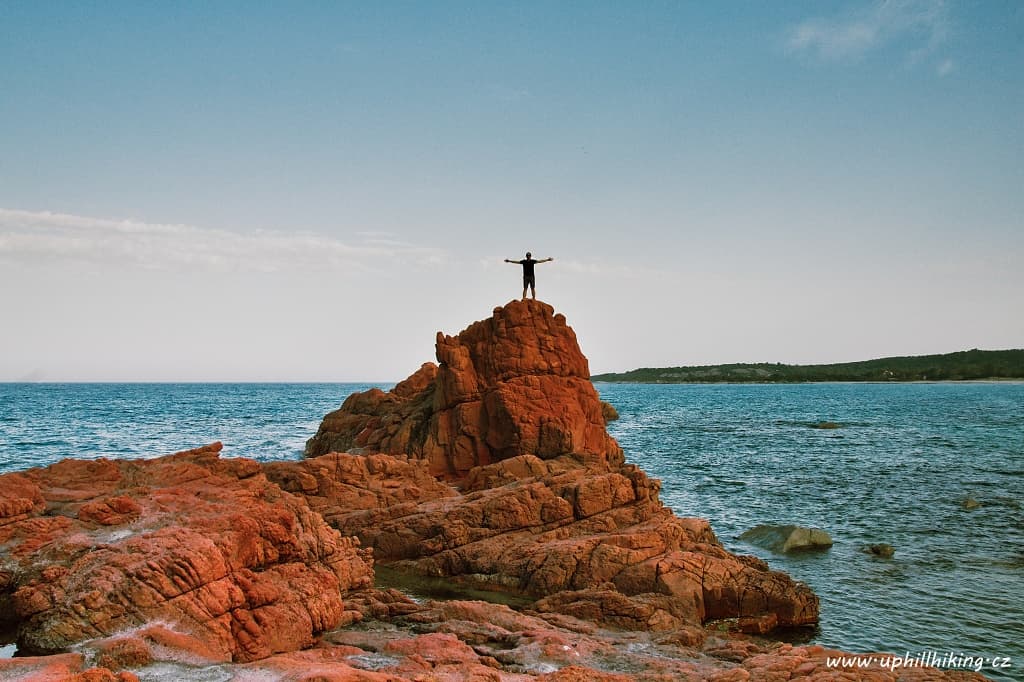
{"left": 0, "top": 472, "right": 45, "bottom": 526}
{"left": 600, "top": 401, "right": 619, "bottom": 422}
{"left": 0, "top": 443, "right": 373, "bottom": 662}
{"left": 739, "top": 524, "right": 833, "bottom": 553}
{"left": 862, "top": 543, "right": 895, "bottom": 558}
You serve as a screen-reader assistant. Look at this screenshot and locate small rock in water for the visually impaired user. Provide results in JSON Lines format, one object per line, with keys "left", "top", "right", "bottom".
{"left": 740, "top": 524, "right": 833, "bottom": 553}
{"left": 862, "top": 543, "right": 895, "bottom": 558}
{"left": 812, "top": 421, "right": 841, "bottom": 429}
{"left": 961, "top": 497, "right": 982, "bottom": 510}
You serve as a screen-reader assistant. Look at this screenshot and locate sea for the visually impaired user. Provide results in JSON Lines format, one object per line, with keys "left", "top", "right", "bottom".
{"left": 1, "top": 382, "right": 1022, "bottom": 678}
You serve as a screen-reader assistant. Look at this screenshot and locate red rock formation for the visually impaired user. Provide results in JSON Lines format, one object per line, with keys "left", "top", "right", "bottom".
{"left": 306, "top": 300, "right": 623, "bottom": 476}
{"left": 297, "top": 300, "right": 819, "bottom": 632}
{"left": 0, "top": 592, "right": 988, "bottom": 681}
{"left": 0, "top": 653, "right": 140, "bottom": 682}
{"left": 0, "top": 472, "right": 44, "bottom": 524}
{"left": 0, "top": 443, "right": 373, "bottom": 663}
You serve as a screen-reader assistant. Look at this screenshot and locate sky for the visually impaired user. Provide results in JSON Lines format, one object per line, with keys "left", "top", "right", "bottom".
{"left": 1, "top": 1, "right": 1021, "bottom": 381}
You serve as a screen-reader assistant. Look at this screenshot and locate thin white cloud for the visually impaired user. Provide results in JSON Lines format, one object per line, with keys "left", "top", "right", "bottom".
{"left": 0, "top": 208, "right": 445, "bottom": 273}
{"left": 787, "top": 0, "right": 950, "bottom": 62}
{"left": 936, "top": 58, "right": 954, "bottom": 76}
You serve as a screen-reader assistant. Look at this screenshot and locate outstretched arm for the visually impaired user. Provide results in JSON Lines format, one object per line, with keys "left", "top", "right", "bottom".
{"left": 540, "top": 257, "right": 554, "bottom": 263}
{"left": 504, "top": 258, "right": 519, "bottom": 264}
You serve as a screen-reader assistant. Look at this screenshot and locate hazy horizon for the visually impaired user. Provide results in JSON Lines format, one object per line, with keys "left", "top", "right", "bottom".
{"left": 2, "top": 2, "right": 1021, "bottom": 381}
{"left": 5, "top": 341, "right": 1022, "bottom": 384}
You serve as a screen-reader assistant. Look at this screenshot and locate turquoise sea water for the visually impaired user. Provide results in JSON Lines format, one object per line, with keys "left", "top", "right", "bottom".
{"left": 0, "top": 383, "right": 384, "bottom": 471}
{"left": 1, "top": 382, "right": 1021, "bottom": 677}
{"left": 599, "top": 382, "right": 1023, "bottom": 680}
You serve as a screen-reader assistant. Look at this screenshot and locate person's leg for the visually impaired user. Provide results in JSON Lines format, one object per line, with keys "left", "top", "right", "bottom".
{"left": 530, "top": 283, "right": 536, "bottom": 299}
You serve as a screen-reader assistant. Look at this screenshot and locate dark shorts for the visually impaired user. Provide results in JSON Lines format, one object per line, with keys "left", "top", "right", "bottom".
{"left": 523, "top": 274, "right": 536, "bottom": 288}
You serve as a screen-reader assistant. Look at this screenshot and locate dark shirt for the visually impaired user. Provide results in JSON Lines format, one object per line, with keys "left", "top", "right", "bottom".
{"left": 519, "top": 258, "right": 538, "bottom": 276}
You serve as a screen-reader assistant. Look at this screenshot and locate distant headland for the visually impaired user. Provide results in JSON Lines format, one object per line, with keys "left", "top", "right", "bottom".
{"left": 592, "top": 348, "right": 1024, "bottom": 383}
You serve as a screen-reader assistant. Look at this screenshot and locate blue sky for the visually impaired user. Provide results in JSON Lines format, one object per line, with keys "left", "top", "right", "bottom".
{"left": 1, "top": 2, "right": 1021, "bottom": 380}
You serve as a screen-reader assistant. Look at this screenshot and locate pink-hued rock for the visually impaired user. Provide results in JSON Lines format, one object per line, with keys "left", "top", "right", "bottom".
{"left": 0, "top": 626, "right": 989, "bottom": 681}
{"left": 77, "top": 495, "right": 142, "bottom": 526}
{"left": 305, "top": 300, "right": 623, "bottom": 476}
{"left": 298, "top": 300, "right": 818, "bottom": 632}
{"left": 0, "top": 592, "right": 990, "bottom": 681}
{"left": 264, "top": 450, "right": 457, "bottom": 532}
{"left": 0, "top": 653, "right": 140, "bottom": 682}
{"left": 0, "top": 443, "right": 373, "bottom": 663}
{"left": 0, "top": 472, "right": 44, "bottom": 525}
{"left": 0, "top": 653, "right": 87, "bottom": 681}
{"left": 93, "top": 635, "right": 153, "bottom": 671}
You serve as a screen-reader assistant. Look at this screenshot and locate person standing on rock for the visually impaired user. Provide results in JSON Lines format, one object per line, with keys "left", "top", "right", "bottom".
{"left": 504, "top": 252, "right": 554, "bottom": 300}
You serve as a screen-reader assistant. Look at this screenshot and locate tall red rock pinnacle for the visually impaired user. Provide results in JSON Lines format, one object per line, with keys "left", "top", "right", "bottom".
{"left": 306, "top": 299, "right": 624, "bottom": 476}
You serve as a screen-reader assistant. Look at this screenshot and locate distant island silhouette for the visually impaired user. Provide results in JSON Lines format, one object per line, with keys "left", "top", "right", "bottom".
{"left": 591, "top": 348, "right": 1024, "bottom": 383}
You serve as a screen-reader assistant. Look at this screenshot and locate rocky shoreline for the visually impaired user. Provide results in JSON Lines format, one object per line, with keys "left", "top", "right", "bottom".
{"left": 0, "top": 300, "right": 987, "bottom": 680}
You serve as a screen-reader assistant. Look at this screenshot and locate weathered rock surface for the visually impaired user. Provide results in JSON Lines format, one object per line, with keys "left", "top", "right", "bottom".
{"left": 0, "top": 594, "right": 986, "bottom": 680}
{"left": 298, "top": 300, "right": 819, "bottom": 632}
{"left": 306, "top": 300, "right": 623, "bottom": 476}
{"left": 740, "top": 524, "right": 834, "bottom": 553}
{"left": 0, "top": 653, "right": 140, "bottom": 682}
{"left": 0, "top": 443, "right": 373, "bottom": 663}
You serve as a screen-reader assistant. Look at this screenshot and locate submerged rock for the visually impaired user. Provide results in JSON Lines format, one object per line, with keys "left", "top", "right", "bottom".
{"left": 740, "top": 524, "right": 834, "bottom": 553}
{"left": 862, "top": 543, "right": 896, "bottom": 558}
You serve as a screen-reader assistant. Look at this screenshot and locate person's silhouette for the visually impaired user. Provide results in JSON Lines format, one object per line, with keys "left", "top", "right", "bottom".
{"left": 504, "top": 251, "right": 554, "bottom": 300}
